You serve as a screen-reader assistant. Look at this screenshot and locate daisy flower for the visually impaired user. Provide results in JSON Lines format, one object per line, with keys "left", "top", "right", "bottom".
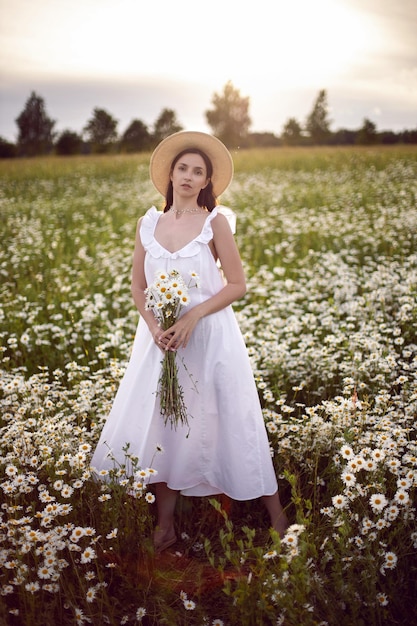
{"left": 332, "top": 494, "right": 348, "bottom": 509}
{"left": 189, "top": 270, "right": 200, "bottom": 286}
{"left": 136, "top": 468, "right": 150, "bottom": 478}
{"left": 369, "top": 493, "right": 387, "bottom": 512}
{"left": 376, "top": 592, "right": 389, "bottom": 606}
{"left": 70, "top": 527, "right": 86, "bottom": 542}
{"left": 282, "top": 533, "right": 298, "bottom": 547}
{"left": 184, "top": 600, "right": 196, "bottom": 610}
{"left": 136, "top": 607, "right": 146, "bottom": 619}
{"left": 263, "top": 549, "right": 277, "bottom": 559}
{"left": 81, "top": 547, "right": 96, "bottom": 564}
{"left": 37, "top": 566, "right": 53, "bottom": 579}
{"left": 385, "top": 504, "right": 400, "bottom": 521}
{"left": 341, "top": 471, "right": 356, "bottom": 487}
{"left": 375, "top": 518, "right": 387, "bottom": 530}
{"left": 383, "top": 552, "right": 398, "bottom": 569}
{"left": 5, "top": 465, "right": 18, "bottom": 477}
{"left": 347, "top": 458, "right": 361, "bottom": 473}
{"left": 86, "top": 587, "right": 97, "bottom": 603}
{"left": 340, "top": 445, "right": 354, "bottom": 460}
{"left": 74, "top": 608, "right": 86, "bottom": 624}
{"left": 61, "top": 485, "right": 74, "bottom": 498}
{"left": 363, "top": 459, "right": 376, "bottom": 472}
{"left": 371, "top": 449, "right": 385, "bottom": 462}
{"left": 386, "top": 458, "right": 401, "bottom": 473}
{"left": 25, "top": 581, "right": 40, "bottom": 594}
{"left": 162, "top": 291, "right": 174, "bottom": 303}
{"left": 394, "top": 489, "right": 410, "bottom": 505}
{"left": 397, "top": 477, "right": 411, "bottom": 489}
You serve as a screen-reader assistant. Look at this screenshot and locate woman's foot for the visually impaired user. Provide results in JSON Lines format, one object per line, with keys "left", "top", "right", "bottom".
{"left": 153, "top": 526, "right": 177, "bottom": 554}
{"left": 153, "top": 483, "right": 179, "bottom": 553}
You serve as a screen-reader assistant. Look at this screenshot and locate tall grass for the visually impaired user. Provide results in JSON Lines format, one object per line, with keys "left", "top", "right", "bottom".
{"left": 1, "top": 146, "right": 416, "bottom": 625}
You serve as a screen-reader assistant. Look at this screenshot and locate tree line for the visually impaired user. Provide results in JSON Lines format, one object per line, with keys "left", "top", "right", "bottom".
{"left": 1, "top": 82, "right": 416, "bottom": 158}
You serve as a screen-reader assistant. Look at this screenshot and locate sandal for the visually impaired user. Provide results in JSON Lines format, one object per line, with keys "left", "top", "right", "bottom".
{"left": 154, "top": 535, "right": 177, "bottom": 554}
{"left": 153, "top": 527, "right": 177, "bottom": 554}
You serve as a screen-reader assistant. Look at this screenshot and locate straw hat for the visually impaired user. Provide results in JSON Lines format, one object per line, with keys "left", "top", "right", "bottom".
{"left": 149, "top": 131, "right": 233, "bottom": 197}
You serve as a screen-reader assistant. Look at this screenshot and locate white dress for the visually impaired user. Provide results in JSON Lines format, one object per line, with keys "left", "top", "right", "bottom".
{"left": 90, "top": 206, "right": 278, "bottom": 500}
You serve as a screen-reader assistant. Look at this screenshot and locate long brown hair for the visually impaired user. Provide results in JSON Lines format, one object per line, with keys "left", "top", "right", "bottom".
{"left": 163, "top": 148, "right": 217, "bottom": 212}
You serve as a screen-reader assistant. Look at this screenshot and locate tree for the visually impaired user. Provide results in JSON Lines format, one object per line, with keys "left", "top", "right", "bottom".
{"left": 0, "top": 137, "right": 17, "bottom": 158}
{"left": 281, "top": 117, "right": 303, "bottom": 146}
{"left": 55, "top": 130, "right": 82, "bottom": 155}
{"left": 83, "top": 108, "right": 118, "bottom": 153}
{"left": 120, "top": 119, "right": 151, "bottom": 153}
{"left": 205, "top": 81, "right": 251, "bottom": 148}
{"left": 331, "top": 128, "right": 357, "bottom": 145}
{"left": 356, "top": 118, "right": 377, "bottom": 145}
{"left": 152, "top": 109, "right": 183, "bottom": 145}
{"left": 15, "top": 91, "right": 55, "bottom": 156}
{"left": 305, "top": 89, "right": 332, "bottom": 145}
{"left": 247, "top": 132, "right": 281, "bottom": 148}
{"left": 400, "top": 128, "right": 417, "bottom": 144}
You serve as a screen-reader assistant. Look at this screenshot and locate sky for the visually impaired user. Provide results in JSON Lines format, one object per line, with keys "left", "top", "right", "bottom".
{"left": 0, "top": 0, "right": 416, "bottom": 142}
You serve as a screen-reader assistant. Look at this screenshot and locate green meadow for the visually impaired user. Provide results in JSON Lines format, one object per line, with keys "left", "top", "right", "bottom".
{"left": 1, "top": 146, "right": 416, "bottom": 625}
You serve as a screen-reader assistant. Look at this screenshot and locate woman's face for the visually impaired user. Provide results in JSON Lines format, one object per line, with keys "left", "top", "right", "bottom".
{"left": 170, "top": 152, "right": 209, "bottom": 199}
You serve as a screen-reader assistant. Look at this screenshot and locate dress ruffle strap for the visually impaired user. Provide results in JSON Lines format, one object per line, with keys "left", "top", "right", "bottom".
{"left": 140, "top": 206, "right": 221, "bottom": 260}
{"left": 140, "top": 206, "right": 168, "bottom": 258}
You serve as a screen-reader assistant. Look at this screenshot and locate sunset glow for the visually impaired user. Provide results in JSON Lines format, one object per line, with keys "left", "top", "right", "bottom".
{"left": 0, "top": 0, "right": 415, "bottom": 138}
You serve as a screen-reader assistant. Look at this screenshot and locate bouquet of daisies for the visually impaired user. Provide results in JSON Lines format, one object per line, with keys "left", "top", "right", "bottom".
{"left": 145, "top": 269, "right": 200, "bottom": 430}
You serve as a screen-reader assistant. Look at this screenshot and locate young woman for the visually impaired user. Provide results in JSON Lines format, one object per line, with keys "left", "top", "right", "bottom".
{"left": 91, "top": 131, "right": 288, "bottom": 552}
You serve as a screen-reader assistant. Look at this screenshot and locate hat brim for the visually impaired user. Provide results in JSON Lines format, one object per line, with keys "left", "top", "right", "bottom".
{"left": 149, "top": 131, "right": 233, "bottom": 198}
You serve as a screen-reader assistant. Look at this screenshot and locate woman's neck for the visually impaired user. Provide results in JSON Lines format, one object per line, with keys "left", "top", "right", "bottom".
{"left": 170, "top": 194, "right": 204, "bottom": 214}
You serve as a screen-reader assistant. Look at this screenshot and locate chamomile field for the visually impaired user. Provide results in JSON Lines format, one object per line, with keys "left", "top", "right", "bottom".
{"left": 0, "top": 146, "right": 416, "bottom": 625}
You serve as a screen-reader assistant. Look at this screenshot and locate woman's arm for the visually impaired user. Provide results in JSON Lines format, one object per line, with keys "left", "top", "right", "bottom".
{"left": 131, "top": 218, "right": 163, "bottom": 346}
{"left": 161, "top": 212, "right": 246, "bottom": 350}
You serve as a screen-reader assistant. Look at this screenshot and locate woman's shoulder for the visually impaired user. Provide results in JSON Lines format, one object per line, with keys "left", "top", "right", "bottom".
{"left": 138, "top": 205, "right": 161, "bottom": 226}
{"left": 210, "top": 205, "right": 236, "bottom": 235}
{"left": 138, "top": 206, "right": 161, "bottom": 238}
{"left": 142, "top": 205, "right": 161, "bottom": 219}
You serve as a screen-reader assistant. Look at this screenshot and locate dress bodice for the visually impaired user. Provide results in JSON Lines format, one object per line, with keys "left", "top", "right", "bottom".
{"left": 140, "top": 206, "right": 226, "bottom": 306}
{"left": 140, "top": 206, "right": 219, "bottom": 260}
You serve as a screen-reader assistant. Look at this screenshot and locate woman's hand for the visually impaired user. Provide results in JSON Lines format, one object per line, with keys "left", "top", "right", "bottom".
{"left": 159, "top": 309, "right": 200, "bottom": 351}
{"left": 150, "top": 325, "right": 168, "bottom": 352}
